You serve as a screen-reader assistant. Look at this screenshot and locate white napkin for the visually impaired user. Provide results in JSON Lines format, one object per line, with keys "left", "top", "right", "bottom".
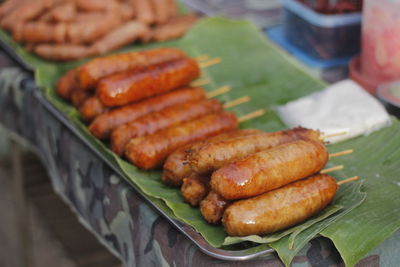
{"left": 276, "top": 79, "right": 391, "bottom": 143}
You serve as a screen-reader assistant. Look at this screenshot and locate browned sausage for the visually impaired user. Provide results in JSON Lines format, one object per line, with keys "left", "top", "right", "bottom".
{"left": 125, "top": 111, "right": 238, "bottom": 170}
{"left": 2, "top": 0, "right": 55, "bottom": 30}
{"left": 78, "top": 47, "right": 186, "bottom": 89}
{"left": 188, "top": 127, "right": 322, "bottom": 175}
{"left": 111, "top": 98, "right": 223, "bottom": 155}
{"left": 91, "top": 21, "right": 151, "bottom": 55}
{"left": 89, "top": 87, "right": 206, "bottom": 139}
{"left": 70, "top": 89, "right": 91, "bottom": 107}
{"left": 34, "top": 44, "right": 93, "bottom": 61}
{"left": 161, "top": 129, "right": 263, "bottom": 187}
{"left": 222, "top": 174, "right": 337, "bottom": 236}
{"left": 56, "top": 68, "right": 79, "bottom": 100}
{"left": 181, "top": 174, "right": 210, "bottom": 206}
{"left": 211, "top": 140, "right": 329, "bottom": 200}
{"left": 152, "top": 15, "right": 198, "bottom": 42}
{"left": 131, "top": 0, "right": 155, "bottom": 25}
{"left": 79, "top": 95, "right": 108, "bottom": 122}
{"left": 200, "top": 191, "right": 231, "bottom": 224}
{"left": 97, "top": 57, "right": 200, "bottom": 107}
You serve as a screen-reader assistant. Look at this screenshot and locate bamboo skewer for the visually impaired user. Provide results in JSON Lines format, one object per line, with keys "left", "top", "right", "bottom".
{"left": 199, "top": 58, "right": 222, "bottom": 68}
{"left": 320, "top": 165, "right": 344, "bottom": 174}
{"left": 329, "top": 149, "right": 354, "bottom": 158}
{"left": 223, "top": 96, "right": 250, "bottom": 109}
{"left": 190, "top": 79, "right": 210, "bottom": 87}
{"left": 337, "top": 176, "right": 359, "bottom": 186}
{"left": 238, "top": 109, "right": 265, "bottom": 123}
{"left": 320, "top": 131, "right": 348, "bottom": 141}
{"left": 195, "top": 54, "right": 210, "bottom": 62}
{"left": 206, "top": 86, "right": 231, "bottom": 98}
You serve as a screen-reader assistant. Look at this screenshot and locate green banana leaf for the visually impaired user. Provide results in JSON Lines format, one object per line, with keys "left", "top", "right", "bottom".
{"left": 1, "top": 17, "right": 400, "bottom": 267}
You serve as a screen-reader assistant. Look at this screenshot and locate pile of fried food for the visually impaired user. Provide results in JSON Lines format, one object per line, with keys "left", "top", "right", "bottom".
{"left": 0, "top": 0, "right": 197, "bottom": 61}
{"left": 57, "top": 47, "right": 342, "bottom": 237}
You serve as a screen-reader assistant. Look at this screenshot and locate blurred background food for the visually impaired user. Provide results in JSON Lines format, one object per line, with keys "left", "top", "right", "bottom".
{"left": 0, "top": 0, "right": 198, "bottom": 61}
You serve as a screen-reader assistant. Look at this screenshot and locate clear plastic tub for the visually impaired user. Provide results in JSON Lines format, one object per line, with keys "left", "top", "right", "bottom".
{"left": 282, "top": 0, "right": 362, "bottom": 60}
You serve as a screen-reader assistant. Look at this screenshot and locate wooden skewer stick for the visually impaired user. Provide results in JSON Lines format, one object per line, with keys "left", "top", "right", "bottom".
{"left": 337, "top": 176, "right": 359, "bottom": 186}
{"left": 190, "top": 78, "right": 210, "bottom": 87}
{"left": 238, "top": 109, "right": 265, "bottom": 123}
{"left": 320, "top": 165, "right": 344, "bottom": 174}
{"left": 195, "top": 54, "right": 209, "bottom": 62}
{"left": 206, "top": 86, "right": 231, "bottom": 98}
{"left": 199, "top": 58, "right": 222, "bottom": 68}
{"left": 329, "top": 149, "right": 354, "bottom": 158}
{"left": 223, "top": 96, "right": 250, "bottom": 109}
{"left": 320, "top": 131, "right": 348, "bottom": 141}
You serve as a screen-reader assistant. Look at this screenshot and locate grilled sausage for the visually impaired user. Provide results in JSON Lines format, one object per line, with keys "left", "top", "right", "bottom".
{"left": 222, "top": 174, "right": 337, "bottom": 236}
{"left": 181, "top": 174, "right": 210, "bottom": 206}
{"left": 152, "top": 15, "right": 198, "bottom": 42}
{"left": 97, "top": 57, "right": 200, "bottom": 107}
{"left": 56, "top": 68, "right": 79, "bottom": 100}
{"left": 125, "top": 111, "right": 238, "bottom": 170}
{"left": 161, "top": 129, "right": 263, "bottom": 187}
{"left": 35, "top": 44, "right": 93, "bottom": 61}
{"left": 188, "top": 127, "right": 321, "bottom": 175}
{"left": 91, "top": 21, "right": 151, "bottom": 55}
{"left": 200, "top": 191, "right": 231, "bottom": 224}
{"left": 78, "top": 47, "right": 186, "bottom": 89}
{"left": 70, "top": 89, "right": 91, "bottom": 107}
{"left": 89, "top": 87, "right": 206, "bottom": 139}
{"left": 131, "top": 0, "right": 155, "bottom": 25}
{"left": 211, "top": 140, "right": 329, "bottom": 200}
{"left": 79, "top": 95, "right": 108, "bottom": 122}
{"left": 111, "top": 98, "right": 223, "bottom": 155}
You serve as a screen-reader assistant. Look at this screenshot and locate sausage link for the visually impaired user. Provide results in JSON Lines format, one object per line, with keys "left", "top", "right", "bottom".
{"left": 181, "top": 174, "right": 210, "bottom": 206}
{"left": 89, "top": 87, "right": 206, "bottom": 139}
{"left": 189, "top": 127, "right": 321, "bottom": 175}
{"left": 70, "top": 89, "right": 91, "bottom": 107}
{"left": 211, "top": 140, "right": 329, "bottom": 200}
{"left": 56, "top": 68, "right": 79, "bottom": 100}
{"left": 200, "top": 191, "right": 231, "bottom": 224}
{"left": 78, "top": 47, "right": 186, "bottom": 89}
{"left": 222, "top": 174, "right": 337, "bottom": 236}
{"left": 162, "top": 129, "right": 263, "bottom": 187}
{"left": 98, "top": 57, "right": 200, "bottom": 107}
{"left": 125, "top": 112, "right": 238, "bottom": 170}
{"left": 111, "top": 98, "right": 223, "bottom": 155}
{"left": 79, "top": 96, "right": 108, "bottom": 122}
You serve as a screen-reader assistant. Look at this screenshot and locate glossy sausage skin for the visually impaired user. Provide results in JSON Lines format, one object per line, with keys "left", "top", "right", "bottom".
{"left": 189, "top": 127, "right": 321, "bottom": 175}
{"left": 56, "top": 68, "right": 79, "bottom": 100}
{"left": 97, "top": 57, "right": 200, "bottom": 107}
{"left": 79, "top": 96, "right": 108, "bottom": 122}
{"left": 222, "top": 174, "right": 337, "bottom": 236}
{"left": 78, "top": 47, "right": 186, "bottom": 89}
{"left": 181, "top": 174, "right": 210, "bottom": 206}
{"left": 89, "top": 87, "right": 206, "bottom": 139}
{"left": 211, "top": 140, "right": 329, "bottom": 200}
{"left": 111, "top": 98, "right": 223, "bottom": 155}
{"left": 125, "top": 111, "right": 238, "bottom": 170}
{"left": 200, "top": 191, "right": 231, "bottom": 224}
{"left": 161, "top": 129, "right": 263, "bottom": 187}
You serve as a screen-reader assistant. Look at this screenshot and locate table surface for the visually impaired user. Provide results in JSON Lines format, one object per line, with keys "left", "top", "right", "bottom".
{"left": 0, "top": 40, "right": 398, "bottom": 267}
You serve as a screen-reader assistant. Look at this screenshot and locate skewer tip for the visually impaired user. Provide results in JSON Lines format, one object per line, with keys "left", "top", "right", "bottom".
{"left": 337, "top": 176, "right": 359, "bottom": 186}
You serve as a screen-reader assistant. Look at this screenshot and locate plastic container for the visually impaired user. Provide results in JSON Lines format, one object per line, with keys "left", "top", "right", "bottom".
{"left": 282, "top": 0, "right": 362, "bottom": 60}
{"left": 361, "top": 0, "right": 400, "bottom": 85}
